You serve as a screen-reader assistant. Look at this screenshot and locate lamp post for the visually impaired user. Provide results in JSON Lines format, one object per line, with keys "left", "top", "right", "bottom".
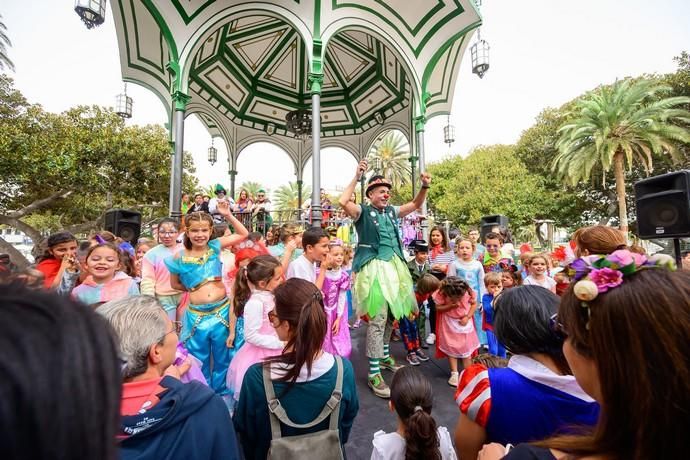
{"left": 115, "top": 83, "right": 133, "bottom": 119}
{"left": 208, "top": 138, "right": 217, "bottom": 166}
{"left": 74, "top": 0, "right": 106, "bottom": 29}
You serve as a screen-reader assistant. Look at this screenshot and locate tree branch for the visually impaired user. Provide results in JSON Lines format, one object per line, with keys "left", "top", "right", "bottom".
{"left": 63, "top": 217, "right": 103, "bottom": 236}
{"left": 9, "top": 190, "right": 73, "bottom": 219}
{"left": 0, "top": 237, "right": 30, "bottom": 270}
{"left": 0, "top": 215, "right": 43, "bottom": 245}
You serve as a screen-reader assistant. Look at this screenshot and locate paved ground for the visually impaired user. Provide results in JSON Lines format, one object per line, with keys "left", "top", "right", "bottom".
{"left": 344, "top": 324, "right": 460, "bottom": 459}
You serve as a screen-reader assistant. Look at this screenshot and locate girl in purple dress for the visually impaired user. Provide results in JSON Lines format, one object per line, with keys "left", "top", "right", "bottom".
{"left": 320, "top": 239, "right": 352, "bottom": 358}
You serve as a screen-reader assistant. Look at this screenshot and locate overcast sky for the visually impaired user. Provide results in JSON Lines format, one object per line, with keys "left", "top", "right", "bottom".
{"left": 4, "top": 0, "right": 689, "bottom": 196}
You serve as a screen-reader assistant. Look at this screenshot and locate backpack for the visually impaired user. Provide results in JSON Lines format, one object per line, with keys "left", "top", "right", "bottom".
{"left": 262, "top": 356, "right": 345, "bottom": 460}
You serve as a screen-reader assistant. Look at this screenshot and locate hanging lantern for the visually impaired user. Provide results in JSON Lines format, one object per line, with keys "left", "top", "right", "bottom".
{"left": 285, "top": 109, "right": 312, "bottom": 141}
{"left": 74, "top": 0, "right": 106, "bottom": 29}
{"left": 471, "top": 32, "right": 490, "bottom": 78}
{"left": 115, "top": 83, "right": 133, "bottom": 119}
{"left": 443, "top": 115, "right": 455, "bottom": 145}
{"left": 208, "top": 139, "right": 217, "bottom": 165}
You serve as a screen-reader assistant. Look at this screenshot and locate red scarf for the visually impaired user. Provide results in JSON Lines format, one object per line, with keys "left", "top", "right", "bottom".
{"left": 36, "top": 258, "right": 61, "bottom": 288}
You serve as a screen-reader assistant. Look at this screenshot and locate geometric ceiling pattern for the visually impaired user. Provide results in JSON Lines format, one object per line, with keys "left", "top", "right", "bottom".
{"left": 188, "top": 16, "right": 410, "bottom": 138}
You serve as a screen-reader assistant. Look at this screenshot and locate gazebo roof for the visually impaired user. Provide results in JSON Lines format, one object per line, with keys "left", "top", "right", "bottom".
{"left": 111, "top": 0, "right": 481, "bottom": 166}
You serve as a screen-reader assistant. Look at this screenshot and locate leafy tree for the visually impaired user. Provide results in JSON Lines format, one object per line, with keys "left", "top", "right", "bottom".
{"left": 272, "top": 181, "right": 311, "bottom": 210}
{"left": 553, "top": 78, "right": 690, "bottom": 233}
{"left": 367, "top": 131, "right": 411, "bottom": 190}
{"left": 0, "top": 14, "right": 14, "bottom": 72}
{"left": 0, "top": 76, "right": 198, "bottom": 267}
{"left": 426, "top": 145, "right": 550, "bottom": 230}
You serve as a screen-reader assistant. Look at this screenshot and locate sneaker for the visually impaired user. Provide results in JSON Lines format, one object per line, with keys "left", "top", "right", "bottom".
{"left": 380, "top": 356, "right": 404, "bottom": 372}
{"left": 368, "top": 374, "right": 391, "bottom": 398}
{"left": 421, "top": 341, "right": 429, "bottom": 349}
{"left": 406, "top": 353, "right": 420, "bottom": 366}
{"left": 448, "top": 372, "right": 459, "bottom": 387}
{"left": 415, "top": 349, "right": 430, "bottom": 362}
{"left": 426, "top": 333, "right": 436, "bottom": 345}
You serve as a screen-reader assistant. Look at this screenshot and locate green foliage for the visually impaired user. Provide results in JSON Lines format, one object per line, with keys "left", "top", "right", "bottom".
{"left": 0, "top": 14, "right": 14, "bottom": 72}
{"left": 426, "top": 145, "right": 550, "bottom": 229}
{"left": 367, "top": 131, "right": 411, "bottom": 189}
{"left": 273, "top": 181, "right": 311, "bottom": 210}
{"left": 0, "top": 74, "right": 197, "bottom": 233}
{"left": 238, "top": 181, "right": 265, "bottom": 200}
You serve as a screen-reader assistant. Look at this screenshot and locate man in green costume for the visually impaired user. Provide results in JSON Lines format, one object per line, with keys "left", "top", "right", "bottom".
{"left": 338, "top": 159, "right": 432, "bottom": 398}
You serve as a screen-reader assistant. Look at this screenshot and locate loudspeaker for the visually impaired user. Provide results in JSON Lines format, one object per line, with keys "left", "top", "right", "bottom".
{"left": 104, "top": 209, "right": 142, "bottom": 243}
{"left": 634, "top": 170, "right": 690, "bottom": 239}
{"left": 480, "top": 215, "right": 509, "bottom": 242}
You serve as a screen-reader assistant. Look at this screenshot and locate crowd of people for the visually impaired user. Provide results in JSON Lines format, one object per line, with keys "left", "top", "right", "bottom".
{"left": 1, "top": 160, "right": 689, "bottom": 459}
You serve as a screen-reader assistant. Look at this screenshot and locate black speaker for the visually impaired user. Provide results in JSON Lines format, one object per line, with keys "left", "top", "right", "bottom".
{"left": 480, "top": 215, "right": 509, "bottom": 242}
{"left": 634, "top": 170, "right": 690, "bottom": 239}
{"left": 104, "top": 209, "right": 142, "bottom": 243}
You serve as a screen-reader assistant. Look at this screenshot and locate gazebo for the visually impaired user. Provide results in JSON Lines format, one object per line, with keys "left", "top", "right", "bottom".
{"left": 96, "top": 1, "right": 483, "bottom": 227}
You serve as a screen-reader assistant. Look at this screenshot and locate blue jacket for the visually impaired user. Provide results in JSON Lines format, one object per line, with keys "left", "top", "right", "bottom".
{"left": 119, "top": 376, "right": 240, "bottom": 460}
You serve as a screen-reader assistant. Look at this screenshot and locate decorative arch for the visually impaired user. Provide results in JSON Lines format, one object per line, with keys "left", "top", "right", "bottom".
{"left": 363, "top": 121, "right": 412, "bottom": 156}
{"left": 235, "top": 135, "right": 300, "bottom": 176}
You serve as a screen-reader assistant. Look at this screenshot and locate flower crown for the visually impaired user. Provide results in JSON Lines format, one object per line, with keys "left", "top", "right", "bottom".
{"left": 567, "top": 249, "right": 676, "bottom": 303}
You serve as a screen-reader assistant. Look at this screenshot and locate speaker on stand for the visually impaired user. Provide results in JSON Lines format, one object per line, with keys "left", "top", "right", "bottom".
{"left": 104, "top": 209, "right": 142, "bottom": 244}
{"left": 479, "top": 215, "right": 509, "bottom": 242}
{"left": 634, "top": 170, "right": 690, "bottom": 266}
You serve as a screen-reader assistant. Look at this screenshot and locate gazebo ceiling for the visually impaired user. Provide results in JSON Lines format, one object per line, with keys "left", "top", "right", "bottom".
{"left": 188, "top": 15, "right": 410, "bottom": 138}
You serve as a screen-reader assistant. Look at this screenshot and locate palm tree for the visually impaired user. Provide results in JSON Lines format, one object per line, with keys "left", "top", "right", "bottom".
{"left": 0, "top": 14, "right": 15, "bottom": 72}
{"left": 239, "top": 181, "right": 265, "bottom": 200}
{"left": 553, "top": 79, "right": 690, "bottom": 233}
{"left": 367, "top": 131, "right": 411, "bottom": 190}
{"left": 272, "top": 182, "right": 311, "bottom": 210}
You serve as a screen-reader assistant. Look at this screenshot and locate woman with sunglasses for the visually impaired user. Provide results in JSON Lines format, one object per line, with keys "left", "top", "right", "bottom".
{"left": 454, "top": 286, "right": 599, "bottom": 460}
{"left": 233, "top": 278, "right": 359, "bottom": 460}
{"left": 478, "top": 251, "right": 690, "bottom": 460}
{"left": 97, "top": 296, "right": 240, "bottom": 460}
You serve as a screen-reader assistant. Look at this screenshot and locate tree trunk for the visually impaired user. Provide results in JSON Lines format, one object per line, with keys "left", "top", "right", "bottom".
{"left": 0, "top": 237, "right": 30, "bottom": 270}
{"left": 613, "top": 151, "right": 628, "bottom": 234}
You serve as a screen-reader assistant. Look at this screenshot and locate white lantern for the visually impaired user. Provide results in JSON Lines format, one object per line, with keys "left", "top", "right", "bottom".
{"left": 115, "top": 84, "right": 133, "bottom": 119}
{"left": 208, "top": 139, "right": 217, "bottom": 165}
{"left": 74, "top": 0, "right": 106, "bottom": 29}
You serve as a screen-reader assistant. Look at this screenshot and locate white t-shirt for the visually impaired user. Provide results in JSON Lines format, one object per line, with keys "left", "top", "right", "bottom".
{"left": 370, "top": 426, "right": 457, "bottom": 460}
{"left": 523, "top": 275, "right": 557, "bottom": 291}
{"left": 286, "top": 254, "right": 317, "bottom": 283}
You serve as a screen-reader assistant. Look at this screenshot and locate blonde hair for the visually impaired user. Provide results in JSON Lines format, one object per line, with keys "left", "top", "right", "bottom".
{"left": 454, "top": 237, "right": 476, "bottom": 253}
{"left": 484, "top": 272, "right": 502, "bottom": 287}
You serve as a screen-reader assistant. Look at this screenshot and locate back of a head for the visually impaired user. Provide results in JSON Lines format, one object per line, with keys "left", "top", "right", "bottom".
{"left": 96, "top": 296, "right": 168, "bottom": 380}
{"left": 390, "top": 367, "right": 441, "bottom": 460}
{"left": 558, "top": 269, "right": 690, "bottom": 457}
{"left": 572, "top": 225, "right": 626, "bottom": 256}
{"left": 493, "top": 285, "right": 568, "bottom": 372}
{"left": 0, "top": 283, "right": 121, "bottom": 460}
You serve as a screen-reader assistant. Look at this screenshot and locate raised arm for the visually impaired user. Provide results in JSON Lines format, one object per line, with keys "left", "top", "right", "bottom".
{"left": 216, "top": 200, "right": 249, "bottom": 247}
{"left": 398, "top": 171, "right": 431, "bottom": 218}
{"left": 338, "top": 159, "right": 367, "bottom": 220}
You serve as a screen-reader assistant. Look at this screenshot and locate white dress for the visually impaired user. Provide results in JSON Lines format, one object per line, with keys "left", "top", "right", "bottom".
{"left": 370, "top": 426, "right": 457, "bottom": 460}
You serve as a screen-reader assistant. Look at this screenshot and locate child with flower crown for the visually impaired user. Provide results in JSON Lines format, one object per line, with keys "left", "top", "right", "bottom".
{"left": 319, "top": 239, "right": 352, "bottom": 358}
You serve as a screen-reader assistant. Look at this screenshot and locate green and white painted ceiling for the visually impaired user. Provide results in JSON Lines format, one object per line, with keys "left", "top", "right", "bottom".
{"left": 111, "top": 0, "right": 481, "bottom": 173}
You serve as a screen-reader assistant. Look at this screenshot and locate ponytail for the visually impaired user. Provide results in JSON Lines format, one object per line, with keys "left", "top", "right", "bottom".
{"left": 266, "top": 278, "right": 327, "bottom": 389}
{"left": 233, "top": 267, "right": 251, "bottom": 317}
{"left": 233, "top": 254, "right": 281, "bottom": 317}
{"left": 390, "top": 367, "right": 441, "bottom": 460}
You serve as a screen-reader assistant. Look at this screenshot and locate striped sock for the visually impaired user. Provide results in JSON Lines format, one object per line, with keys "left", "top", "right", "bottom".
{"left": 368, "top": 358, "right": 380, "bottom": 379}
{"left": 383, "top": 343, "right": 390, "bottom": 360}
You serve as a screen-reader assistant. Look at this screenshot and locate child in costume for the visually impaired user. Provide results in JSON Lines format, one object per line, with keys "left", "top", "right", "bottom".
{"left": 480, "top": 232, "right": 513, "bottom": 274}
{"left": 481, "top": 272, "right": 506, "bottom": 358}
{"left": 338, "top": 159, "right": 431, "bottom": 398}
{"left": 501, "top": 265, "right": 522, "bottom": 289}
{"left": 165, "top": 205, "right": 249, "bottom": 395}
{"left": 433, "top": 276, "right": 480, "bottom": 387}
{"left": 320, "top": 239, "right": 352, "bottom": 358}
{"left": 426, "top": 226, "right": 454, "bottom": 347}
{"left": 140, "top": 218, "right": 184, "bottom": 320}
{"left": 226, "top": 255, "right": 285, "bottom": 402}
{"left": 399, "top": 274, "right": 438, "bottom": 366}
{"left": 448, "top": 238, "right": 487, "bottom": 349}
{"left": 72, "top": 242, "right": 139, "bottom": 307}
{"left": 407, "top": 240, "right": 431, "bottom": 345}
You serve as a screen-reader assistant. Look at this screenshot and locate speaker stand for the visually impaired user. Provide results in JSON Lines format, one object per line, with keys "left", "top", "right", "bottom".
{"left": 673, "top": 238, "right": 682, "bottom": 268}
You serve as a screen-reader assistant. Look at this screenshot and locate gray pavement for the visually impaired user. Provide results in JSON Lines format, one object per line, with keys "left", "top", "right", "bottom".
{"left": 344, "top": 324, "right": 460, "bottom": 459}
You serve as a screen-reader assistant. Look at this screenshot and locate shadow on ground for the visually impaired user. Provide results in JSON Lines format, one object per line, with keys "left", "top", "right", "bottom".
{"left": 344, "top": 324, "right": 459, "bottom": 459}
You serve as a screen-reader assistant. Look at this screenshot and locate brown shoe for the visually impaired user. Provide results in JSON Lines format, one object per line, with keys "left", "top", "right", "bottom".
{"left": 368, "top": 374, "right": 391, "bottom": 398}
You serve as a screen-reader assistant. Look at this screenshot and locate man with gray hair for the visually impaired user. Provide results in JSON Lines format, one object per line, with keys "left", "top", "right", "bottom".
{"left": 97, "top": 296, "right": 240, "bottom": 460}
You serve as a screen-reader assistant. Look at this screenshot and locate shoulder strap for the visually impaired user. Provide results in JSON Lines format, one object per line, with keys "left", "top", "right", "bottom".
{"left": 264, "top": 356, "right": 344, "bottom": 431}
{"left": 262, "top": 362, "right": 283, "bottom": 440}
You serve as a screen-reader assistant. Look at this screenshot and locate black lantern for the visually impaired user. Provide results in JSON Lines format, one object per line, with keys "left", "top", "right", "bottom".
{"left": 115, "top": 83, "right": 133, "bottom": 119}
{"left": 208, "top": 139, "right": 217, "bottom": 165}
{"left": 285, "top": 109, "right": 312, "bottom": 141}
{"left": 74, "top": 0, "right": 106, "bottom": 29}
{"left": 471, "top": 29, "right": 490, "bottom": 78}
{"left": 443, "top": 115, "right": 455, "bottom": 145}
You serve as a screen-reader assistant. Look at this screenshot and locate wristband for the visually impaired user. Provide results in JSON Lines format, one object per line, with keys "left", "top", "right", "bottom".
{"left": 421, "top": 184, "right": 430, "bottom": 189}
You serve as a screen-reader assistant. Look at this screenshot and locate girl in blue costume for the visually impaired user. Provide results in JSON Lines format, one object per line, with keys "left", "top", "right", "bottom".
{"left": 166, "top": 202, "right": 249, "bottom": 395}
{"left": 338, "top": 159, "right": 432, "bottom": 399}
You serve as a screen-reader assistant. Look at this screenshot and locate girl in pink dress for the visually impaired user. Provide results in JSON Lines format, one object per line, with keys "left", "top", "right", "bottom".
{"left": 433, "top": 276, "right": 479, "bottom": 388}
{"left": 226, "top": 255, "right": 285, "bottom": 403}
{"left": 320, "top": 239, "right": 352, "bottom": 358}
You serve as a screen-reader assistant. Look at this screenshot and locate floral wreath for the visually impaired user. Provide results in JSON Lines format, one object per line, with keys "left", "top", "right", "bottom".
{"left": 566, "top": 249, "right": 676, "bottom": 326}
